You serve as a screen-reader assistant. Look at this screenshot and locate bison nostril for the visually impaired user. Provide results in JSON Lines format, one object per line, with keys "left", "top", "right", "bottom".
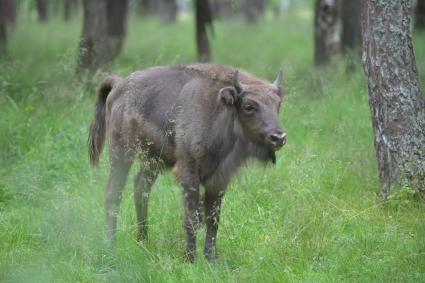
{"left": 268, "top": 132, "right": 287, "bottom": 146}
{"left": 269, "top": 134, "right": 279, "bottom": 143}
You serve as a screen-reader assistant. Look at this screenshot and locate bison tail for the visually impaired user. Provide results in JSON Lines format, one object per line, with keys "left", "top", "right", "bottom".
{"left": 88, "top": 76, "right": 121, "bottom": 167}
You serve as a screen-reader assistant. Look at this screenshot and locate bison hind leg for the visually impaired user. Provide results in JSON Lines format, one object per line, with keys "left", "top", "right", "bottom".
{"left": 105, "top": 154, "right": 133, "bottom": 241}
{"left": 134, "top": 164, "right": 158, "bottom": 241}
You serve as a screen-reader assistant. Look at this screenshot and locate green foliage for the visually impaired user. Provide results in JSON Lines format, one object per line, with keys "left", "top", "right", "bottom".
{"left": 1, "top": 11, "right": 425, "bottom": 282}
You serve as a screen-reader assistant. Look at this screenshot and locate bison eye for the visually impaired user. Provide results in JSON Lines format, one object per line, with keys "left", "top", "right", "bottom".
{"left": 242, "top": 104, "right": 255, "bottom": 114}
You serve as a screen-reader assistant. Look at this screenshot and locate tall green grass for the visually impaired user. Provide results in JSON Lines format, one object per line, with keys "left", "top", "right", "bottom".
{"left": 1, "top": 11, "right": 425, "bottom": 282}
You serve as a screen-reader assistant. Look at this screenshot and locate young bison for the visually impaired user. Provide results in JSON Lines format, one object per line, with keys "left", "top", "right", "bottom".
{"left": 88, "top": 64, "right": 286, "bottom": 261}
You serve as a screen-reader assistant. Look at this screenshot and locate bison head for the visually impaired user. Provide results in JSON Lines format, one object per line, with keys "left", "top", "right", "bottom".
{"left": 219, "top": 70, "right": 286, "bottom": 158}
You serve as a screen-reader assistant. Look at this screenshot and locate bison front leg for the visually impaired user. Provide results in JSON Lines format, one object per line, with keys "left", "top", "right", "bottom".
{"left": 204, "top": 190, "right": 224, "bottom": 261}
{"left": 180, "top": 167, "right": 201, "bottom": 262}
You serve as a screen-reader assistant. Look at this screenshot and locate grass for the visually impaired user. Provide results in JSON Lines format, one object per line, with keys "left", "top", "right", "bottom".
{"left": 1, "top": 9, "right": 425, "bottom": 283}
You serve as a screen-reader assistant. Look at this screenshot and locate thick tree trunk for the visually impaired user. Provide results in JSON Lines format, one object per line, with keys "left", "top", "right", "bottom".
{"left": 64, "top": 0, "right": 78, "bottom": 21}
{"left": 77, "top": 0, "right": 112, "bottom": 73}
{"left": 106, "top": 0, "right": 128, "bottom": 59}
{"left": 195, "top": 0, "right": 213, "bottom": 62}
{"left": 36, "top": 0, "right": 48, "bottom": 22}
{"left": 314, "top": 0, "right": 340, "bottom": 66}
{"left": 416, "top": 0, "right": 425, "bottom": 29}
{"left": 362, "top": 0, "right": 425, "bottom": 198}
{"left": 0, "top": 0, "right": 7, "bottom": 55}
{"left": 341, "top": 0, "right": 361, "bottom": 56}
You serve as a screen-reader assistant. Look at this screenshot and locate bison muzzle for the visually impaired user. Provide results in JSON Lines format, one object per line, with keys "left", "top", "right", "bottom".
{"left": 88, "top": 63, "right": 286, "bottom": 262}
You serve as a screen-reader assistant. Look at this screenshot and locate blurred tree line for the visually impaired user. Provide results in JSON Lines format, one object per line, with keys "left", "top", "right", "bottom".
{"left": 0, "top": 0, "right": 424, "bottom": 197}
{"left": 1, "top": 0, "right": 425, "bottom": 67}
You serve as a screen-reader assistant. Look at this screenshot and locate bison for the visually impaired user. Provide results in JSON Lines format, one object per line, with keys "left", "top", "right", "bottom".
{"left": 88, "top": 63, "right": 286, "bottom": 261}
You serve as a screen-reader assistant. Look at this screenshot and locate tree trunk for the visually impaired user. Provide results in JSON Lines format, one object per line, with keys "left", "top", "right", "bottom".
{"left": 138, "top": 0, "right": 155, "bottom": 16}
{"left": 4, "top": 0, "right": 17, "bottom": 27}
{"left": 0, "top": 0, "right": 7, "bottom": 55}
{"left": 64, "top": 0, "right": 78, "bottom": 21}
{"left": 362, "top": 0, "right": 425, "bottom": 198}
{"left": 138, "top": 0, "right": 177, "bottom": 23}
{"left": 211, "top": 0, "right": 233, "bottom": 19}
{"left": 314, "top": 0, "right": 340, "bottom": 66}
{"left": 416, "top": 0, "right": 425, "bottom": 29}
{"left": 195, "top": 0, "right": 213, "bottom": 62}
{"left": 341, "top": 0, "right": 361, "bottom": 56}
{"left": 241, "top": 0, "right": 264, "bottom": 24}
{"left": 162, "top": 0, "right": 178, "bottom": 23}
{"left": 36, "top": 0, "right": 48, "bottom": 22}
{"left": 106, "top": 0, "right": 128, "bottom": 59}
{"left": 77, "top": 0, "right": 112, "bottom": 73}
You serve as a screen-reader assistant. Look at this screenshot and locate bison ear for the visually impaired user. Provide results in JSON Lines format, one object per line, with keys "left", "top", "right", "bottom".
{"left": 218, "top": 87, "right": 237, "bottom": 106}
{"left": 274, "top": 70, "right": 284, "bottom": 97}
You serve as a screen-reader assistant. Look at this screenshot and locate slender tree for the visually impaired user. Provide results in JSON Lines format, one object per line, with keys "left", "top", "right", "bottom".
{"left": 417, "top": 0, "right": 425, "bottom": 29}
{"left": 138, "top": 0, "right": 155, "bottom": 16}
{"left": 341, "top": 0, "right": 361, "bottom": 56}
{"left": 195, "top": 0, "right": 213, "bottom": 62}
{"left": 4, "top": 0, "right": 17, "bottom": 27}
{"left": 241, "top": 0, "right": 264, "bottom": 24}
{"left": 64, "top": 0, "right": 78, "bottom": 21}
{"left": 138, "top": 0, "right": 176, "bottom": 22}
{"left": 77, "top": 0, "right": 112, "bottom": 73}
{"left": 0, "top": 0, "right": 7, "bottom": 55}
{"left": 314, "top": 0, "right": 340, "bottom": 66}
{"left": 161, "top": 0, "right": 178, "bottom": 23}
{"left": 36, "top": 0, "right": 48, "bottom": 22}
{"left": 362, "top": 0, "right": 425, "bottom": 198}
{"left": 106, "top": 0, "right": 128, "bottom": 58}
{"left": 211, "top": 0, "right": 233, "bottom": 19}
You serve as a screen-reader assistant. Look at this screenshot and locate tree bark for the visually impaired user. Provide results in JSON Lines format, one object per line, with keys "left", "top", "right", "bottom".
{"left": 314, "top": 0, "right": 340, "bottom": 66}
{"left": 77, "top": 0, "right": 112, "bottom": 73}
{"left": 341, "top": 0, "right": 361, "bottom": 56}
{"left": 195, "top": 0, "right": 213, "bottom": 62}
{"left": 36, "top": 0, "right": 48, "bottom": 22}
{"left": 416, "top": 0, "right": 425, "bottom": 29}
{"left": 362, "top": 0, "right": 425, "bottom": 198}
{"left": 106, "top": 0, "right": 128, "bottom": 58}
{"left": 0, "top": 0, "right": 7, "bottom": 55}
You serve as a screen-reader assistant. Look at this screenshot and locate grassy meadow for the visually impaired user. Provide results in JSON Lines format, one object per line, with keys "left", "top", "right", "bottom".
{"left": 1, "top": 8, "right": 425, "bottom": 283}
